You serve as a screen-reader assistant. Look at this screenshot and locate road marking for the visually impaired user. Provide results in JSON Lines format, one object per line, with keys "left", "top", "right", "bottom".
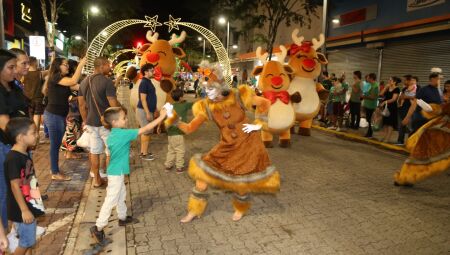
{"left": 43, "top": 212, "right": 75, "bottom": 237}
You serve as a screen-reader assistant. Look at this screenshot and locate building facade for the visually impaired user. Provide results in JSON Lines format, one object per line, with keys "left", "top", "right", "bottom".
{"left": 325, "top": 0, "right": 450, "bottom": 84}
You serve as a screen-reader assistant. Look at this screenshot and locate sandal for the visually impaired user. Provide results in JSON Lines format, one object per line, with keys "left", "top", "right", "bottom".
{"left": 93, "top": 181, "right": 106, "bottom": 189}
{"left": 51, "top": 174, "right": 72, "bottom": 181}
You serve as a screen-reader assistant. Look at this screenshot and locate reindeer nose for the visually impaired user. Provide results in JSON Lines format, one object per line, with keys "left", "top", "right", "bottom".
{"left": 271, "top": 76, "right": 283, "bottom": 86}
{"left": 302, "top": 58, "right": 316, "bottom": 69}
{"left": 146, "top": 53, "right": 160, "bottom": 63}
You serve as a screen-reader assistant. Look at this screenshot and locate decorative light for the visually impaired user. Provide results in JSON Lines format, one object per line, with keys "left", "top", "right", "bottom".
{"left": 332, "top": 18, "right": 340, "bottom": 24}
{"left": 74, "top": 35, "right": 82, "bottom": 40}
{"left": 85, "top": 16, "right": 232, "bottom": 87}
{"left": 144, "top": 15, "right": 162, "bottom": 32}
{"left": 101, "top": 31, "right": 108, "bottom": 37}
{"left": 63, "top": 30, "right": 67, "bottom": 33}
{"left": 164, "top": 15, "right": 181, "bottom": 32}
{"left": 108, "top": 49, "right": 135, "bottom": 62}
{"left": 232, "top": 45, "right": 238, "bottom": 49}
{"left": 197, "top": 37, "right": 202, "bottom": 41}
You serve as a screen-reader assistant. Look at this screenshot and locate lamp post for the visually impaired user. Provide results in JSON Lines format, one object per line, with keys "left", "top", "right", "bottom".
{"left": 198, "top": 36, "right": 206, "bottom": 60}
{"left": 218, "top": 16, "right": 230, "bottom": 57}
{"left": 86, "top": 5, "right": 99, "bottom": 49}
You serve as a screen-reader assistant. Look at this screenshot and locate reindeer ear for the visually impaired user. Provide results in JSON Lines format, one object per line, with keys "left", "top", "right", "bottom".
{"left": 172, "top": 47, "right": 186, "bottom": 58}
{"left": 316, "top": 53, "right": 328, "bottom": 65}
{"left": 252, "top": 66, "right": 263, "bottom": 77}
{"left": 137, "top": 43, "right": 151, "bottom": 54}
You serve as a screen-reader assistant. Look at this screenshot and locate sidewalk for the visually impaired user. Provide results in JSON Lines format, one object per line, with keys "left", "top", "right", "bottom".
{"left": 32, "top": 140, "right": 90, "bottom": 255}
{"left": 311, "top": 121, "right": 409, "bottom": 154}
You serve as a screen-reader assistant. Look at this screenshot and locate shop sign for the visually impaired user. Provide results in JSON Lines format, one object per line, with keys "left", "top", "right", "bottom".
{"left": 29, "top": 36, "right": 46, "bottom": 60}
{"left": 21, "top": 2, "right": 32, "bottom": 24}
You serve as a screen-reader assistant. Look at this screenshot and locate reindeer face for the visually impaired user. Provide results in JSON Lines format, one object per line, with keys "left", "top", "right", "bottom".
{"left": 252, "top": 61, "right": 293, "bottom": 92}
{"left": 289, "top": 29, "right": 328, "bottom": 79}
{"left": 140, "top": 31, "right": 186, "bottom": 76}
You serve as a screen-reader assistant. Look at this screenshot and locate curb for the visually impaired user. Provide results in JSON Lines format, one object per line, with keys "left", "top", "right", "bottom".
{"left": 312, "top": 125, "right": 409, "bottom": 155}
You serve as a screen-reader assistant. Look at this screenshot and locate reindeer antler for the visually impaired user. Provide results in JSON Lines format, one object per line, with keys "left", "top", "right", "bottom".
{"left": 312, "top": 34, "right": 325, "bottom": 50}
{"left": 256, "top": 47, "right": 268, "bottom": 64}
{"left": 275, "top": 45, "right": 287, "bottom": 63}
{"left": 146, "top": 31, "right": 159, "bottom": 43}
{"left": 169, "top": 31, "right": 187, "bottom": 46}
{"left": 291, "top": 28, "right": 304, "bottom": 46}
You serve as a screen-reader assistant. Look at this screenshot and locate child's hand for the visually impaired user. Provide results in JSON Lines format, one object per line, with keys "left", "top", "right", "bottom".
{"left": 22, "top": 210, "right": 34, "bottom": 224}
{"left": 159, "top": 108, "right": 167, "bottom": 118}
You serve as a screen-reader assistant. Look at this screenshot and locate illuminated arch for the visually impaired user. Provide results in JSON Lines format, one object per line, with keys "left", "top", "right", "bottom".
{"left": 113, "top": 59, "right": 134, "bottom": 75}
{"left": 86, "top": 16, "right": 232, "bottom": 86}
{"left": 109, "top": 49, "right": 136, "bottom": 62}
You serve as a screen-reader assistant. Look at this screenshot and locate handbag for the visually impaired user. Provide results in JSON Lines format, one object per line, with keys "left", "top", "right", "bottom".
{"left": 381, "top": 103, "right": 390, "bottom": 117}
{"left": 76, "top": 130, "right": 90, "bottom": 148}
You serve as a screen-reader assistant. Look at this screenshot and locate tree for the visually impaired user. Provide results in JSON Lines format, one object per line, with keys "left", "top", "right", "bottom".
{"left": 217, "top": 0, "right": 319, "bottom": 60}
{"left": 39, "top": 0, "right": 69, "bottom": 61}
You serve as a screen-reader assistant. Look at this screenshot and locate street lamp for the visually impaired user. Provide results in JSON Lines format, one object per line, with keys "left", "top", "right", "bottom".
{"left": 86, "top": 5, "right": 100, "bottom": 49}
{"left": 232, "top": 44, "right": 238, "bottom": 49}
{"left": 218, "top": 16, "right": 230, "bottom": 57}
{"left": 74, "top": 35, "right": 82, "bottom": 40}
{"left": 198, "top": 36, "right": 206, "bottom": 60}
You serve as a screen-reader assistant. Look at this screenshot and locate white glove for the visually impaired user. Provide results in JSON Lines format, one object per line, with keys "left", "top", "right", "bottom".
{"left": 242, "top": 123, "right": 262, "bottom": 133}
{"left": 417, "top": 99, "right": 433, "bottom": 112}
{"left": 162, "top": 103, "right": 174, "bottom": 118}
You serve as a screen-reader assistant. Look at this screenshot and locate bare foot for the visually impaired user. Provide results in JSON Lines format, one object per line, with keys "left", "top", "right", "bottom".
{"left": 232, "top": 211, "right": 244, "bottom": 221}
{"left": 180, "top": 213, "right": 197, "bottom": 223}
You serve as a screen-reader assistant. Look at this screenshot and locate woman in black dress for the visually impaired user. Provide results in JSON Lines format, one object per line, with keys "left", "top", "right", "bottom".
{"left": 379, "top": 76, "right": 401, "bottom": 142}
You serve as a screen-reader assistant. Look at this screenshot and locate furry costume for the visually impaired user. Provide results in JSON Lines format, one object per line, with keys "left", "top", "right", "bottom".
{"left": 168, "top": 63, "right": 279, "bottom": 220}
{"left": 128, "top": 31, "right": 187, "bottom": 110}
{"left": 394, "top": 103, "right": 450, "bottom": 185}
{"left": 251, "top": 46, "right": 300, "bottom": 148}
{"left": 287, "top": 29, "right": 329, "bottom": 136}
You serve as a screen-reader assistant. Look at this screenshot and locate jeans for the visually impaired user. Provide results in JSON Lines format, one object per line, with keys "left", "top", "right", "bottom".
{"left": 0, "top": 142, "right": 11, "bottom": 228}
{"left": 44, "top": 111, "right": 66, "bottom": 174}
{"left": 349, "top": 101, "right": 361, "bottom": 128}
{"left": 364, "top": 107, "right": 375, "bottom": 137}
{"left": 397, "top": 107, "right": 409, "bottom": 144}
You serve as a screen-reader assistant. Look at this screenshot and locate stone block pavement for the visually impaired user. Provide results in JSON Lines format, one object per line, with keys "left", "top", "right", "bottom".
{"left": 125, "top": 97, "right": 450, "bottom": 254}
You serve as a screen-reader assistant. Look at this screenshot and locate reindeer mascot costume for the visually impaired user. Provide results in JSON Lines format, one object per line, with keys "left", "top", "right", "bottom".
{"left": 394, "top": 101, "right": 450, "bottom": 186}
{"left": 165, "top": 62, "right": 280, "bottom": 222}
{"left": 252, "top": 46, "right": 301, "bottom": 147}
{"left": 128, "top": 31, "right": 187, "bottom": 111}
{"left": 288, "top": 29, "right": 329, "bottom": 136}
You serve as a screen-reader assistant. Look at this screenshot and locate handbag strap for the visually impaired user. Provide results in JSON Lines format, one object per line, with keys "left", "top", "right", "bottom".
{"left": 88, "top": 75, "right": 102, "bottom": 117}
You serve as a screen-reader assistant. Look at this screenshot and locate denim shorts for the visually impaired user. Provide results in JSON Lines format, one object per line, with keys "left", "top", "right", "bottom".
{"left": 14, "top": 220, "right": 37, "bottom": 248}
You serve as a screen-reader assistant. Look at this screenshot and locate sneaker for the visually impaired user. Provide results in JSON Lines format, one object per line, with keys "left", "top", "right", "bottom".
{"left": 118, "top": 216, "right": 140, "bottom": 226}
{"left": 90, "top": 226, "right": 105, "bottom": 244}
{"left": 140, "top": 153, "right": 154, "bottom": 161}
{"left": 176, "top": 168, "right": 185, "bottom": 174}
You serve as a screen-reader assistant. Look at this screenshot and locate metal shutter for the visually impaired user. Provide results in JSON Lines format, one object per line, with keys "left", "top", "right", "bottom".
{"left": 381, "top": 39, "right": 450, "bottom": 85}
{"left": 326, "top": 47, "right": 380, "bottom": 79}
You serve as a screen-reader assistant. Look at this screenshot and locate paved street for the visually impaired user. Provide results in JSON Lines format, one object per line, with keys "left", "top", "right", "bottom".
{"left": 124, "top": 108, "right": 450, "bottom": 255}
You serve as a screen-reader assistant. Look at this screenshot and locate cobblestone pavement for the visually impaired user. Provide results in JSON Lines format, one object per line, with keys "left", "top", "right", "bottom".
{"left": 126, "top": 110, "right": 450, "bottom": 254}
{"left": 32, "top": 141, "right": 90, "bottom": 255}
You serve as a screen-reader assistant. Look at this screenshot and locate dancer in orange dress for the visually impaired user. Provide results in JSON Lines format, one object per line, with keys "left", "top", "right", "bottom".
{"left": 165, "top": 62, "right": 279, "bottom": 222}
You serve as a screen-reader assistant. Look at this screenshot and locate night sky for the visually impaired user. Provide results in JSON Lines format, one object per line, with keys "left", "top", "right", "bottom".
{"left": 57, "top": 0, "right": 214, "bottom": 48}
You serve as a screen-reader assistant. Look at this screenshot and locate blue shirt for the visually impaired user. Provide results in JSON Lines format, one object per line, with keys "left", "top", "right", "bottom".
{"left": 137, "top": 77, "right": 157, "bottom": 112}
{"left": 106, "top": 128, "right": 139, "bottom": 175}
{"left": 414, "top": 85, "right": 442, "bottom": 114}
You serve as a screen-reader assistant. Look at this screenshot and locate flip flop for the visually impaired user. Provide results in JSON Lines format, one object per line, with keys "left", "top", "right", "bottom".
{"left": 51, "top": 174, "right": 72, "bottom": 181}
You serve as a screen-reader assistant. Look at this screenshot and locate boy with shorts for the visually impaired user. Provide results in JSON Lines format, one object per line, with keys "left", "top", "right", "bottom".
{"left": 4, "top": 118, "right": 45, "bottom": 255}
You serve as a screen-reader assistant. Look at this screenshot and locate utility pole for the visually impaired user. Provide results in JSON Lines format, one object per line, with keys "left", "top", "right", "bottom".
{"left": 0, "top": 0, "right": 5, "bottom": 48}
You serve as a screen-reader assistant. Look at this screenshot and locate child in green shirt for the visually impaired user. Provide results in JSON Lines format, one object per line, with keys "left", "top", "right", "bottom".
{"left": 90, "top": 106, "right": 167, "bottom": 244}
{"left": 165, "top": 88, "right": 194, "bottom": 174}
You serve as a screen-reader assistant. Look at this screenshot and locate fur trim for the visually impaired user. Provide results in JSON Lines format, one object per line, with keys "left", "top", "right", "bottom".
{"left": 192, "top": 100, "right": 209, "bottom": 120}
{"left": 232, "top": 199, "right": 251, "bottom": 215}
{"left": 238, "top": 85, "right": 255, "bottom": 111}
{"left": 187, "top": 195, "right": 208, "bottom": 216}
{"left": 164, "top": 111, "right": 179, "bottom": 127}
{"left": 187, "top": 158, "right": 280, "bottom": 194}
{"left": 394, "top": 157, "right": 450, "bottom": 185}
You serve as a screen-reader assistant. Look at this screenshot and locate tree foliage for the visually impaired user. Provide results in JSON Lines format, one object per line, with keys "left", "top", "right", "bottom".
{"left": 39, "top": 0, "right": 69, "bottom": 61}
{"left": 215, "top": 0, "right": 319, "bottom": 60}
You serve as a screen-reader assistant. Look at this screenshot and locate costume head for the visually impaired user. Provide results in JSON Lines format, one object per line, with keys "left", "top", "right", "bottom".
{"left": 251, "top": 46, "right": 294, "bottom": 92}
{"left": 288, "top": 29, "right": 328, "bottom": 79}
{"left": 197, "top": 60, "right": 229, "bottom": 100}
